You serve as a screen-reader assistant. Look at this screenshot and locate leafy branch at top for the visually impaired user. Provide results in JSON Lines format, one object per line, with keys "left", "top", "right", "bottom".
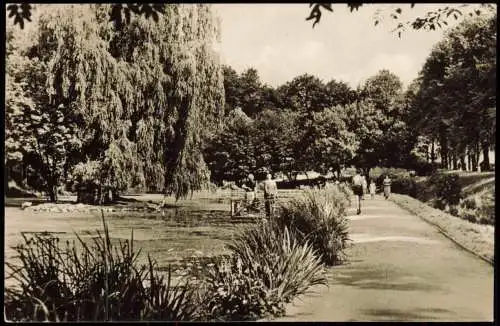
{"left": 306, "top": 3, "right": 492, "bottom": 37}
{"left": 7, "top": 4, "right": 32, "bottom": 29}
{"left": 7, "top": 3, "right": 167, "bottom": 29}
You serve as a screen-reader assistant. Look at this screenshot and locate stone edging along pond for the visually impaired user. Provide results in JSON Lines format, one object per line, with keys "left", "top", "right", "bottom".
{"left": 22, "top": 202, "right": 163, "bottom": 214}
{"left": 389, "top": 194, "right": 494, "bottom": 265}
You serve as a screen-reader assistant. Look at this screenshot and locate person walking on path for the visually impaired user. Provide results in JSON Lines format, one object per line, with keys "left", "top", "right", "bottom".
{"left": 352, "top": 169, "right": 364, "bottom": 215}
{"left": 383, "top": 175, "right": 392, "bottom": 200}
{"left": 263, "top": 173, "right": 278, "bottom": 218}
{"left": 369, "top": 180, "right": 376, "bottom": 199}
{"left": 362, "top": 175, "right": 368, "bottom": 200}
{"left": 242, "top": 173, "right": 257, "bottom": 212}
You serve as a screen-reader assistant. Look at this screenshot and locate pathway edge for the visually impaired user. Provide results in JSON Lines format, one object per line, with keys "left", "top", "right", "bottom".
{"left": 389, "top": 194, "right": 494, "bottom": 266}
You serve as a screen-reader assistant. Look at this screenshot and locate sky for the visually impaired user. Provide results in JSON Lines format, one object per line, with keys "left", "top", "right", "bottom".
{"left": 212, "top": 4, "right": 478, "bottom": 89}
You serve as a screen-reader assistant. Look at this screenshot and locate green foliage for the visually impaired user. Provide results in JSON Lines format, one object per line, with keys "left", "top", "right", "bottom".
{"left": 253, "top": 109, "right": 302, "bottom": 177}
{"left": 388, "top": 175, "right": 417, "bottom": 197}
{"left": 6, "top": 4, "right": 224, "bottom": 200}
{"left": 458, "top": 194, "right": 495, "bottom": 225}
{"left": 411, "top": 13, "right": 496, "bottom": 171}
{"left": 202, "top": 221, "right": 326, "bottom": 320}
{"left": 4, "top": 213, "right": 199, "bottom": 322}
{"left": 306, "top": 3, "right": 492, "bottom": 36}
{"left": 300, "top": 107, "right": 359, "bottom": 174}
{"left": 204, "top": 109, "right": 256, "bottom": 183}
{"left": 199, "top": 255, "right": 284, "bottom": 321}
{"left": 278, "top": 74, "right": 331, "bottom": 113}
{"left": 5, "top": 33, "right": 83, "bottom": 200}
{"left": 276, "top": 185, "right": 351, "bottom": 265}
{"left": 428, "top": 172, "right": 462, "bottom": 206}
{"left": 222, "top": 66, "right": 280, "bottom": 118}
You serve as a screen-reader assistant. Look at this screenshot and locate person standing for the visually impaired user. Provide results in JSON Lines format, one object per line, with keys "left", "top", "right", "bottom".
{"left": 352, "top": 169, "right": 364, "bottom": 215}
{"left": 263, "top": 173, "right": 278, "bottom": 218}
{"left": 369, "top": 180, "right": 376, "bottom": 199}
{"left": 242, "top": 173, "right": 257, "bottom": 212}
{"left": 383, "top": 175, "right": 392, "bottom": 200}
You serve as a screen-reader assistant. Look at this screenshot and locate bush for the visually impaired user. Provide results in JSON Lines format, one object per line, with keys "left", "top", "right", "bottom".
{"left": 276, "top": 184, "right": 351, "bottom": 266}
{"left": 462, "top": 198, "right": 477, "bottom": 210}
{"left": 197, "top": 255, "right": 283, "bottom": 321}
{"left": 373, "top": 170, "right": 417, "bottom": 198}
{"left": 448, "top": 205, "right": 459, "bottom": 217}
{"left": 428, "top": 172, "right": 462, "bottom": 206}
{"left": 457, "top": 194, "right": 494, "bottom": 226}
{"left": 391, "top": 176, "right": 417, "bottom": 197}
{"left": 200, "top": 221, "right": 327, "bottom": 321}
{"left": 5, "top": 212, "right": 199, "bottom": 322}
{"left": 411, "top": 160, "right": 438, "bottom": 177}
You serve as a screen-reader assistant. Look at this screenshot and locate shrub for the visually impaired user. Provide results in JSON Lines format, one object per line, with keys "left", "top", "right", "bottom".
{"left": 461, "top": 198, "right": 477, "bottom": 210}
{"left": 477, "top": 194, "right": 495, "bottom": 225}
{"left": 462, "top": 213, "right": 477, "bottom": 223}
{"left": 390, "top": 176, "right": 417, "bottom": 197}
{"left": 276, "top": 184, "right": 351, "bottom": 266}
{"left": 200, "top": 222, "right": 327, "bottom": 321}
{"left": 457, "top": 193, "right": 494, "bottom": 226}
{"left": 432, "top": 199, "right": 446, "bottom": 210}
{"left": 412, "top": 160, "right": 438, "bottom": 176}
{"left": 448, "top": 205, "right": 459, "bottom": 217}
{"left": 374, "top": 170, "right": 414, "bottom": 196}
{"left": 4, "top": 212, "right": 199, "bottom": 322}
{"left": 199, "top": 255, "right": 283, "bottom": 321}
{"left": 428, "top": 172, "right": 462, "bottom": 206}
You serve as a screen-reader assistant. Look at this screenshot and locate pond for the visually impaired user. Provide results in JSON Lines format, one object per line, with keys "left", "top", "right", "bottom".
{"left": 5, "top": 190, "right": 305, "bottom": 287}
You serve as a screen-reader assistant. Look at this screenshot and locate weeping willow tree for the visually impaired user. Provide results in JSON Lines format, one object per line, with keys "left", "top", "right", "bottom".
{"left": 27, "top": 4, "right": 224, "bottom": 201}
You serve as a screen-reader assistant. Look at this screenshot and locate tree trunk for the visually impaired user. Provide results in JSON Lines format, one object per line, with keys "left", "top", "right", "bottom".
{"left": 482, "top": 142, "right": 490, "bottom": 171}
{"left": 431, "top": 140, "right": 436, "bottom": 163}
{"left": 471, "top": 152, "right": 477, "bottom": 172}
{"left": 452, "top": 153, "right": 458, "bottom": 170}
{"left": 460, "top": 155, "right": 466, "bottom": 171}
{"left": 48, "top": 184, "right": 57, "bottom": 202}
{"left": 441, "top": 149, "right": 447, "bottom": 170}
{"left": 475, "top": 145, "right": 481, "bottom": 172}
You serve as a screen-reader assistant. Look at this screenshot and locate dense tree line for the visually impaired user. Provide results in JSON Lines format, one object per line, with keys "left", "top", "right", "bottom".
{"left": 205, "top": 68, "right": 414, "bottom": 183}
{"left": 205, "top": 12, "right": 496, "bottom": 183}
{"left": 6, "top": 4, "right": 495, "bottom": 199}
{"left": 409, "top": 12, "right": 496, "bottom": 172}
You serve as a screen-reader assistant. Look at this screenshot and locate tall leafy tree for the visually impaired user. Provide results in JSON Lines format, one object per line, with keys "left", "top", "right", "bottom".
{"left": 278, "top": 74, "right": 330, "bottom": 113}
{"left": 325, "top": 79, "right": 358, "bottom": 107}
{"left": 222, "top": 65, "right": 242, "bottom": 115}
{"left": 253, "top": 109, "right": 302, "bottom": 179}
{"left": 345, "top": 70, "right": 407, "bottom": 174}
{"left": 6, "top": 20, "right": 83, "bottom": 201}
{"left": 361, "top": 69, "right": 403, "bottom": 116}
{"left": 221, "top": 66, "right": 279, "bottom": 118}
{"left": 302, "top": 106, "right": 359, "bottom": 175}
{"left": 204, "top": 108, "right": 255, "bottom": 184}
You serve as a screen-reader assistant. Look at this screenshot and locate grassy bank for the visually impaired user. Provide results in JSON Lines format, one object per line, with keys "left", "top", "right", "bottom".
{"left": 390, "top": 194, "right": 494, "bottom": 264}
